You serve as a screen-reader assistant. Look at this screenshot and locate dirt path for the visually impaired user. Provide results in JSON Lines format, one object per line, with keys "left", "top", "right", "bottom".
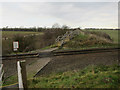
{"left": 26, "top": 57, "right": 51, "bottom": 77}
{"left": 39, "top": 47, "right": 58, "bottom": 52}
{"left": 26, "top": 48, "right": 58, "bottom": 77}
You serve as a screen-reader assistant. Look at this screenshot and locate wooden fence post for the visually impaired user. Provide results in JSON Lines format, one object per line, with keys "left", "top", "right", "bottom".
{"left": 17, "top": 60, "right": 28, "bottom": 89}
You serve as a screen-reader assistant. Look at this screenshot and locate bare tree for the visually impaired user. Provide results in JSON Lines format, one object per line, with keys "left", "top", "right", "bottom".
{"left": 62, "top": 24, "right": 69, "bottom": 29}
{"left": 52, "top": 23, "right": 61, "bottom": 29}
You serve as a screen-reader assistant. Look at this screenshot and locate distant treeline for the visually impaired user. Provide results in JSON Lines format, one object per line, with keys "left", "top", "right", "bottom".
{"left": 0, "top": 27, "right": 119, "bottom": 32}
{"left": 1, "top": 27, "right": 51, "bottom": 32}
{"left": 0, "top": 27, "right": 75, "bottom": 32}
{"left": 84, "top": 28, "right": 119, "bottom": 30}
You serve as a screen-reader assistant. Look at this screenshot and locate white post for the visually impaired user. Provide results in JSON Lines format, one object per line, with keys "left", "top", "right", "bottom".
{"left": 17, "top": 61, "right": 24, "bottom": 88}
{"left": 0, "top": 64, "right": 4, "bottom": 88}
{"left": 17, "top": 60, "right": 27, "bottom": 89}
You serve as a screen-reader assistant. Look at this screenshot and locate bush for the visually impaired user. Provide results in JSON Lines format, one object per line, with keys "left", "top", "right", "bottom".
{"left": 89, "top": 31, "right": 113, "bottom": 41}
{"left": 13, "top": 34, "right": 36, "bottom": 52}
{"left": 2, "top": 40, "right": 13, "bottom": 55}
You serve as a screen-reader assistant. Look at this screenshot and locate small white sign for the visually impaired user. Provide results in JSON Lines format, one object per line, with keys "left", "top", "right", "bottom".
{"left": 14, "top": 48, "right": 18, "bottom": 51}
{"left": 13, "top": 41, "right": 19, "bottom": 51}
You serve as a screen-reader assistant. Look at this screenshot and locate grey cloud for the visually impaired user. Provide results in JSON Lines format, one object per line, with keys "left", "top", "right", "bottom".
{"left": 1, "top": 2, "right": 118, "bottom": 28}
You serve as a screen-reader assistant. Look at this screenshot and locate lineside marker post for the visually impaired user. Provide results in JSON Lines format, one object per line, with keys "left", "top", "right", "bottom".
{"left": 13, "top": 41, "right": 19, "bottom": 61}
{"left": 17, "top": 60, "right": 28, "bottom": 89}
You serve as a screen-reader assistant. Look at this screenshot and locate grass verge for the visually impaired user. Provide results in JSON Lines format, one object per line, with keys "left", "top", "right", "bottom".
{"left": 28, "top": 64, "right": 120, "bottom": 88}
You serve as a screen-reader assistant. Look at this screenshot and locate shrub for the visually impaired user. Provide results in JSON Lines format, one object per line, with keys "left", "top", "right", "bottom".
{"left": 13, "top": 34, "right": 36, "bottom": 52}
{"left": 89, "top": 31, "right": 113, "bottom": 41}
{"left": 2, "top": 40, "right": 13, "bottom": 55}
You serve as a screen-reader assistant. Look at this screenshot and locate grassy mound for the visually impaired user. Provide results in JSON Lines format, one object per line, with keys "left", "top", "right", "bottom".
{"left": 28, "top": 64, "right": 120, "bottom": 88}
{"left": 85, "top": 30, "right": 119, "bottom": 44}
{"left": 62, "top": 31, "right": 117, "bottom": 50}
{"left": 87, "top": 31, "right": 112, "bottom": 41}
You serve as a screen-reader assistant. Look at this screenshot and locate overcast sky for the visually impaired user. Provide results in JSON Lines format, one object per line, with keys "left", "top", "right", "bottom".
{"left": 0, "top": 2, "right": 118, "bottom": 28}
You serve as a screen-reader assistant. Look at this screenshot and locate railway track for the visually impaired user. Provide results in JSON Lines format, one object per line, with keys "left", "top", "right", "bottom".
{"left": 1, "top": 47, "right": 120, "bottom": 60}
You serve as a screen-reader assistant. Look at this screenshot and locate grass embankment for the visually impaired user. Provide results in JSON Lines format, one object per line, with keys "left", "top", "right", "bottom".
{"left": 61, "top": 31, "right": 118, "bottom": 50}
{"left": 28, "top": 65, "right": 120, "bottom": 88}
{"left": 85, "top": 30, "right": 118, "bottom": 44}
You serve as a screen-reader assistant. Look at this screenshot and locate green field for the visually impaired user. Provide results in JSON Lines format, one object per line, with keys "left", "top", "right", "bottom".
{"left": 2, "top": 31, "right": 43, "bottom": 38}
{"left": 28, "top": 64, "right": 120, "bottom": 88}
{"left": 85, "top": 30, "right": 118, "bottom": 44}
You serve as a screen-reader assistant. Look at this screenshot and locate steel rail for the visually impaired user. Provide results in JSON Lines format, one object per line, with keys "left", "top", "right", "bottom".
{"left": 1, "top": 48, "right": 120, "bottom": 60}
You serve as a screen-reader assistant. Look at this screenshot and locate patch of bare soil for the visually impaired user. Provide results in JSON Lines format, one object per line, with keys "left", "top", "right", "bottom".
{"left": 36, "top": 51, "right": 119, "bottom": 76}
{"left": 2, "top": 58, "right": 38, "bottom": 78}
